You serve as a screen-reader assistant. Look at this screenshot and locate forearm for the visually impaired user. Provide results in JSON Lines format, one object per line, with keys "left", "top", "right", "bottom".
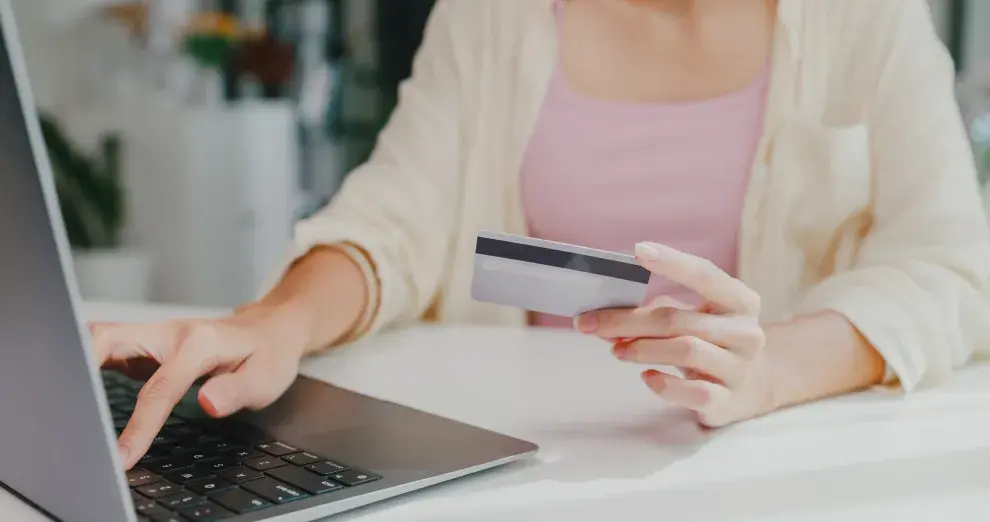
{"left": 250, "top": 246, "right": 370, "bottom": 356}
{"left": 764, "top": 311, "right": 887, "bottom": 410}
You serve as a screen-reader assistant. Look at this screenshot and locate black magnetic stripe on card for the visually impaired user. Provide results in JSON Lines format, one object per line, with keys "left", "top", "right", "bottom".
{"left": 475, "top": 237, "right": 651, "bottom": 284}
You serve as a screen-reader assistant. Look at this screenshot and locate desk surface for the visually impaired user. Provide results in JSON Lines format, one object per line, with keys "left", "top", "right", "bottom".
{"left": 4, "top": 302, "right": 990, "bottom": 521}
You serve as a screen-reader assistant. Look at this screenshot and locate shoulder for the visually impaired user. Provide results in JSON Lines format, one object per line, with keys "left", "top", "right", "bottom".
{"left": 429, "top": 0, "right": 549, "bottom": 31}
{"left": 422, "top": 0, "right": 553, "bottom": 74}
{"left": 805, "top": 0, "right": 939, "bottom": 48}
{"left": 798, "top": 0, "right": 947, "bottom": 114}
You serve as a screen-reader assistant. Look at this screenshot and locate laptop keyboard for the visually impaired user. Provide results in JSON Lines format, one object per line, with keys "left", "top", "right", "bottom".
{"left": 103, "top": 373, "right": 381, "bottom": 521}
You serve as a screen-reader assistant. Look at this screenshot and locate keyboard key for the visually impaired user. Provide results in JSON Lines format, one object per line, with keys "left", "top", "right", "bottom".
{"left": 266, "top": 466, "right": 343, "bottom": 495}
{"left": 162, "top": 424, "right": 200, "bottom": 439}
{"left": 133, "top": 499, "right": 169, "bottom": 518}
{"left": 174, "top": 432, "right": 218, "bottom": 446}
{"left": 244, "top": 456, "right": 286, "bottom": 472}
{"left": 133, "top": 498, "right": 157, "bottom": 512}
{"left": 226, "top": 447, "right": 263, "bottom": 461}
{"left": 199, "top": 440, "right": 236, "bottom": 452}
{"left": 163, "top": 417, "right": 185, "bottom": 427}
{"left": 219, "top": 466, "right": 264, "bottom": 484}
{"left": 107, "top": 388, "right": 131, "bottom": 400}
{"left": 242, "top": 477, "right": 309, "bottom": 504}
{"left": 165, "top": 467, "right": 215, "bottom": 484}
{"left": 114, "top": 418, "right": 129, "bottom": 430}
{"left": 186, "top": 451, "right": 219, "bottom": 464}
{"left": 135, "top": 481, "right": 181, "bottom": 499}
{"left": 305, "top": 460, "right": 349, "bottom": 475}
{"left": 139, "top": 449, "right": 171, "bottom": 465}
{"left": 127, "top": 469, "right": 162, "bottom": 488}
{"left": 178, "top": 502, "right": 234, "bottom": 521}
{"left": 329, "top": 469, "right": 381, "bottom": 487}
{"left": 121, "top": 379, "right": 146, "bottom": 391}
{"left": 148, "top": 453, "right": 215, "bottom": 474}
{"left": 109, "top": 398, "right": 131, "bottom": 410}
{"left": 210, "top": 488, "right": 272, "bottom": 514}
{"left": 225, "top": 425, "right": 273, "bottom": 446}
{"left": 282, "top": 451, "right": 320, "bottom": 466}
{"left": 113, "top": 403, "right": 136, "bottom": 415}
{"left": 157, "top": 492, "right": 205, "bottom": 510}
{"left": 194, "top": 458, "right": 239, "bottom": 474}
{"left": 132, "top": 490, "right": 148, "bottom": 503}
{"left": 164, "top": 444, "right": 194, "bottom": 456}
{"left": 150, "top": 435, "right": 176, "bottom": 447}
{"left": 147, "top": 457, "right": 192, "bottom": 474}
{"left": 148, "top": 513, "right": 185, "bottom": 522}
{"left": 182, "top": 435, "right": 223, "bottom": 449}
{"left": 186, "top": 477, "right": 236, "bottom": 495}
{"left": 257, "top": 441, "right": 299, "bottom": 457}
{"left": 108, "top": 400, "right": 131, "bottom": 411}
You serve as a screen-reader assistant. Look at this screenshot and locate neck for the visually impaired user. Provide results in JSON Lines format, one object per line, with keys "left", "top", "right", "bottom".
{"left": 627, "top": 0, "right": 706, "bottom": 15}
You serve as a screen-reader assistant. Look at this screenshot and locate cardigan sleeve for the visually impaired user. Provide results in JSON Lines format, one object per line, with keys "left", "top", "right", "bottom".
{"left": 268, "top": 0, "right": 471, "bottom": 340}
{"left": 796, "top": 0, "right": 990, "bottom": 391}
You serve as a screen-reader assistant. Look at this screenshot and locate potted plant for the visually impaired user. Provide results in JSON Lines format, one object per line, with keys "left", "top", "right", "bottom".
{"left": 39, "top": 113, "right": 151, "bottom": 302}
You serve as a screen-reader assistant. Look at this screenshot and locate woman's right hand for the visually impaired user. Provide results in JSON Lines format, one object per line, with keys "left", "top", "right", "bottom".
{"left": 90, "top": 304, "right": 311, "bottom": 470}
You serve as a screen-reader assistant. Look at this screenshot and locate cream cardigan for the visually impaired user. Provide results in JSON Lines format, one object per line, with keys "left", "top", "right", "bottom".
{"left": 280, "top": 0, "right": 990, "bottom": 391}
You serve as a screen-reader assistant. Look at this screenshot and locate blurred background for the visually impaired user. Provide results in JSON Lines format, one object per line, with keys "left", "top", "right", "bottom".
{"left": 6, "top": 0, "right": 990, "bottom": 308}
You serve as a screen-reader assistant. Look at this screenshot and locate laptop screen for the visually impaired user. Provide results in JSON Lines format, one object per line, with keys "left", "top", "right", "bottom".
{"left": 0, "top": 8, "right": 132, "bottom": 521}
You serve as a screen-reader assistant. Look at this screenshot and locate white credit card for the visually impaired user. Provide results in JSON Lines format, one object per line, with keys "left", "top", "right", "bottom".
{"left": 471, "top": 231, "right": 651, "bottom": 318}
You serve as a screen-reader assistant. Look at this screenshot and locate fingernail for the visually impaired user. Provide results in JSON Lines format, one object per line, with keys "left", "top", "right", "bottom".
{"left": 635, "top": 242, "right": 665, "bottom": 261}
{"left": 575, "top": 314, "right": 598, "bottom": 333}
{"left": 613, "top": 344, "right": 628, "bottom": 359}
{"left": 642, "top": 370, "right": 664, "bottom": 388}
{"left": 201, "top": 389, "right": 227, "bottom": 417}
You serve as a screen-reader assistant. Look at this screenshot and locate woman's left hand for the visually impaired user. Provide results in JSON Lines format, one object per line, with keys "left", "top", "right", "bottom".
{"left": 576, "top": 242, "right": 776, "bottom": 427}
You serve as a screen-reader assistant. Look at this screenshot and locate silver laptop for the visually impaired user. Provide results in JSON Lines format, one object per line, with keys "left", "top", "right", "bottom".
{"left": 0, "top": 3, "right": 537, "bottom": 521}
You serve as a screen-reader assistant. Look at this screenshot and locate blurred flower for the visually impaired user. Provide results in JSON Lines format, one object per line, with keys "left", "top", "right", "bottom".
{"left": 183, "top": 13, "right": 240, "bottom": 39}
{"left": 180, "top": 13, "right": 271, "bottom": 72}
{"left": 102, "top": 3, "right": 149, "bottom": 40}
{"left": 234, "top": 34, "right": 295, "bottom": 90}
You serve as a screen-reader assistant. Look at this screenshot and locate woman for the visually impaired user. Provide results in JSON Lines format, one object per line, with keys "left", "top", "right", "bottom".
{"left": 96, "top": 0, "right": 990, "bottom": 469}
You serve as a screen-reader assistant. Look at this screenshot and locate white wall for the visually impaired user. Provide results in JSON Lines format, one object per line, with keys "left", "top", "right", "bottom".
{"left": 8, "top": 0, "right": 63, "bottom": 110}
{"left": 962, "top": 0, "right": 990, "bottom": 72}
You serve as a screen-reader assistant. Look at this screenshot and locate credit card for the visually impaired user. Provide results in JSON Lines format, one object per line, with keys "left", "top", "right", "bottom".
{"left": 471, "top": 231, "right": 651, "bottom": 318}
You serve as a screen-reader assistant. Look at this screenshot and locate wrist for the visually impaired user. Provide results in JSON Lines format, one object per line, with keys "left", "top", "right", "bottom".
{"left": 247, "top": 246, "right": 369, "bottom": 356}
{"left": 749, "top": 348, "right": 783, "bottom": 417}
{"left": 758, "top": 321, "right": 800, "bottom": 413}
{"left": 758, "top": 312, "right": 883, "bottom": 413}
{"left": 235, "top": 299, "right": 317, "bottom": 360}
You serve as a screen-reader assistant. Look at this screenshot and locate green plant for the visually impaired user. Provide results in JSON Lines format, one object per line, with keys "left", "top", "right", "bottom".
{"left": 39, "top": 114, "right": 125, "bottom": 250}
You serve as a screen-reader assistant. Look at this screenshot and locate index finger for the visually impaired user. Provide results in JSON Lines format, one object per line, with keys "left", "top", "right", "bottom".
{"left": 88, "top": 321, "right": 176, "bottom": 367}
{"left": 117, "top": 352, "right": 212, "bottom": 469}
{"left": 634, "top": 242, "right": 760, "bottom": 315}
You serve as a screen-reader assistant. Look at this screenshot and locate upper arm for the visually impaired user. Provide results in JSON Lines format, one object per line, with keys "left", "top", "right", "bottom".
{"left": 865, "top": 0, "right": 988, "bottom": 258}
{"left": 797, "top": 0, "right": 990, "bottom": 389}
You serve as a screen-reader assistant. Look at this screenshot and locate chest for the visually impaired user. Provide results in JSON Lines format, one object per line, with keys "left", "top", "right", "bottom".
{"left": 519, "top": 70, "right": 766, "bottom": 260}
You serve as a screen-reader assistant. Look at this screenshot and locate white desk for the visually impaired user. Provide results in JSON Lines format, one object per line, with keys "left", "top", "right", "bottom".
{"left": 5, "top": 302, "right": 990, "bottom": 521}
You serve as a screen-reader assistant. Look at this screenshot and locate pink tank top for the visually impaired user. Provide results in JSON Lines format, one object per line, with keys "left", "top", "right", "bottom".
{"left": 521, "top": 1, "right": 770, "bottom": 328}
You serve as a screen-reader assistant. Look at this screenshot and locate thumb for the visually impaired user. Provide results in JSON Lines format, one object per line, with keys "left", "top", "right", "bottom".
{"left": 198, "top": 357, "right": 294, "bottom": 418}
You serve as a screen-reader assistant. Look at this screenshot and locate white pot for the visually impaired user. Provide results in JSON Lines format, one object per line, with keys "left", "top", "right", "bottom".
{"left": 72, "top": 248, "right": 152, "bottom": 303}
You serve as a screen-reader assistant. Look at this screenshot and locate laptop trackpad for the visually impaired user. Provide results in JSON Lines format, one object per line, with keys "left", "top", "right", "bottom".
{"left": 237, "top": 376, "right": 521, "bottom": 476}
